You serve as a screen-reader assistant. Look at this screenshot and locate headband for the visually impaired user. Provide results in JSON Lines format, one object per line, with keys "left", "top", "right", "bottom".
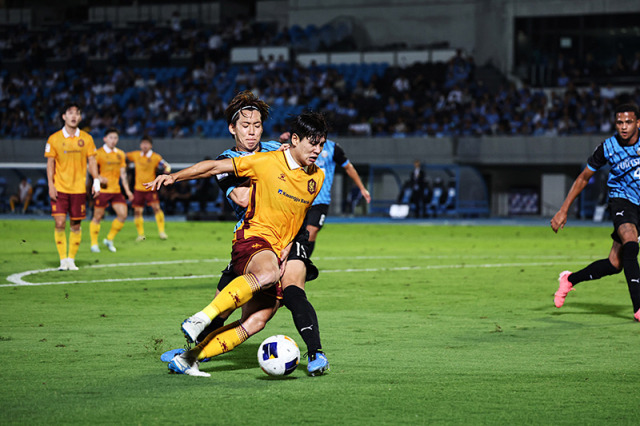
{"left": 231, "top": 105, "right": 259, "bottom": 122}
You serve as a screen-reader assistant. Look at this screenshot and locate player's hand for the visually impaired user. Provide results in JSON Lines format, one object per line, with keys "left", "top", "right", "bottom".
{"left": 144, "top": 174, "right": 175, "bottom": 191}
{"left": 126, "top": 191, "right": 134, "bottom": 202}
{"left": 550, "top": 210, "right": 567, "bottom": 233}
{"left": 280, "top": 242, "right": 293, "bottom": 262}
{"left": 92, "top": 178, "right": 102, "bottom": 198}
{"left": 99, "top": 175, "right": 108, "bottom": 186}
{"left": 48, "top": 185, "right": 57, "bottom": 202}
{"left": 279, "top": 132, "right": 291, "bottom": 143}
{"left": 361, "top": 188, "right": 372, "bottom": 203}
{"left": 279, "top": 242, "right": 293, "bottom": 277}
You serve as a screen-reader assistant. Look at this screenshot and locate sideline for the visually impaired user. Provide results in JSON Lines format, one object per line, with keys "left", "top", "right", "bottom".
{"left": 2, "top": 256, "right": 593, "bottom": 288}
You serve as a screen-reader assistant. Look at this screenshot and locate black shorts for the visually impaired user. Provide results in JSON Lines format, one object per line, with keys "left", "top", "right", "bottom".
{"left": 306, "top": 204, "right": 329, "bottom": 229}
{"left": 288, "top": 228, "right": 319, "bottom": 282}
{"left": 608, "top": 197, "right": 640, "bottom": 243}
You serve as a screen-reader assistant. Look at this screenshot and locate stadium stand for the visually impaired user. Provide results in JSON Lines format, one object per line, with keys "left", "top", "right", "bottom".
{"left": 1, "top": 6, "right": 638, "bottom": 219}
{"left": 1, "top": 18, "right": 639, "bottom": 141}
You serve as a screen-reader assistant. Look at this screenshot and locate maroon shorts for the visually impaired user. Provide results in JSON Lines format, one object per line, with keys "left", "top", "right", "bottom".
{"left": 132, "top": 190, "right": 159, "bottom": 208}
{"left": 231, "top": 236, "right": 283, "bottom": 299}
{"left": 94, "top": 192, "right": 127, "bottom": 208}
{"left": 51, "top": 192, "right": 87, "bottom": 220}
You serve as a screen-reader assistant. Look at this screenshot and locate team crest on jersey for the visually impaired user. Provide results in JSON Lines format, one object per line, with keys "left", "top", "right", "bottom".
{"left": 78, "top": 139, "right": 85, "bottom": 147}
{"left": 278, "top": 173, "right": 286, "bottom": 182}
{"left": 307, "top": 179, "right": 317, "bottom": 194}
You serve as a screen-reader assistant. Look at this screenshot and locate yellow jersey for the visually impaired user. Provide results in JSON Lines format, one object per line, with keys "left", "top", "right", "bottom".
{"left": 44, "top": 128, "right": 97, "bottom": 194}
{"left": 95, "top": 146, "right": 126, "bottom": 194}
{"left": 126, "top": 150, "right": 166, "bottom": 192}
{"left": 232, "top": 150, "right": 324, "bottom": 253}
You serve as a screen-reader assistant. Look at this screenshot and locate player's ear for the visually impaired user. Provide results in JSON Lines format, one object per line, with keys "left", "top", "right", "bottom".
{"left": 229, "top": 123, "right": 237, "bottom": 136}
{"left": 290, "top": 133, "right": 300, "bottom": 147}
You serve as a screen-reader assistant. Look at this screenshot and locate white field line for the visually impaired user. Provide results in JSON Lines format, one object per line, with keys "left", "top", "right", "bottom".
{"left": 2, "top": 256, "right": 594, "bottom": 288}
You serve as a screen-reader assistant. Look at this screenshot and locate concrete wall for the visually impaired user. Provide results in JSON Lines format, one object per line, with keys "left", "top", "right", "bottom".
{"left": 1, "top": 135, "right": 604, "bottom": 217}
{"left": 284, "top": 0, "right": 640, "bottom": 74}
{"left": 0, "top": 135, "right": 601, "bottom": 166}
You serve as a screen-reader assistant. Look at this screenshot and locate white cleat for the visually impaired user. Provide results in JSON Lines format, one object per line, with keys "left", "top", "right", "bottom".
{"left": 136, "top": 235, "right": 146, "bottom": 242}
{"left": 103, "top": 239, "right": 117, "bottom": 253}
{"left": 167, "top": 353, "right": 210, "bottom": 377}
{"left": 67, "top": 258, "right": 79, "bottom": 271}
{"left": 58, "top": 258, "right": 69, "bottom": 271}
{"left": 181, "top": 313, "right": 209, "bottom": 344}
{"left": 159, "top": 232, "right": 168, "bottom": 240}
{"left": 90, "top": 245, "right": 100, "bottom": 253}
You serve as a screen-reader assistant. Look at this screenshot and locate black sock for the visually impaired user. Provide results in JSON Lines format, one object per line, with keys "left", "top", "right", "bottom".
{"left": 622, "top": 242, "right": 640, "bottom": 312}
{"left": 196, "top": 316, "right": 226, "bottom": 345}
{"left": 217, "top": 267, "right": 236, "bottom": 292}
{"left": 569, "top": 259, "right": 621, "bottom": 285}
{"left": 283, "top": 286, "right": 321, "bottom": 354}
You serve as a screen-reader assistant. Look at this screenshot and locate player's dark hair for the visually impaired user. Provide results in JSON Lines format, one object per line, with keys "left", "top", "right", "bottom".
{"left": 104, "top": 127, "right": 119, "bottom": 137}
{"left": 60, "top": 102, "right": 81, "bottom": 120}
{"left": 225, "top": 90, "right": 270, "bottom": 126}
{"left": 140, "top": 135, "right": 153, "bottom": 144}
{"left": 289, "top": 111, "right": 328, "bottom": 146}
{"left": 615, "top": 103, "right": 639, "bottom": 119}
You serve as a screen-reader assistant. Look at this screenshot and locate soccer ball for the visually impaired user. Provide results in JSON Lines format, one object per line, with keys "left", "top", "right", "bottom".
{"left": 257, "top": 335, "right": 300, "bottom": 376}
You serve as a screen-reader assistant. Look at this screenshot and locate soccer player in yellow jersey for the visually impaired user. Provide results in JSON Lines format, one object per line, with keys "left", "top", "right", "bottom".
{"left": 89, "top": 128, "right": 134, "bottom": 253}
{"left": 45, "top": 103, "right": 105, "bottom": 271}
{"left": 146, "top": 111, "right": 327, "bottom": 377}
{"left": 126, "top": 135, "right": 171, "bottom": 241}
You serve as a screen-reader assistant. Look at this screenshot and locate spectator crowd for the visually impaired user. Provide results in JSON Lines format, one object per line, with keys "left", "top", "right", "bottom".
{"left": 1, "top": 19, "right": 639, "bottom": 140}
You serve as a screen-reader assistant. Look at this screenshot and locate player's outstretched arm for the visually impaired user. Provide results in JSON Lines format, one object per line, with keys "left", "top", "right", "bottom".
{"left": 144, "top": 158, "right": 234, "bottom": 190}
{"left": 550, "top": 166, "right": 595, "bottom": 233}
{"left": 344, "top": 163, "right": 371, "bottom": 203}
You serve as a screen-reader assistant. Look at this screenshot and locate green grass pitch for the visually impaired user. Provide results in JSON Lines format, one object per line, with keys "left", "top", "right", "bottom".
{"left": 1, "top": 218, "right": 639, "bottom": 424}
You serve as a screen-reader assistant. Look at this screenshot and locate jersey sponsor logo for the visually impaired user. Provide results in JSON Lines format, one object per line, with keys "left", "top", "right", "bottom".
{"left": 278, "top": 189, "right": 311, "bottom": 204}
{"left": 307, "top": 179, "right": 317, "bottom": 194}
{"left": 614, "top": 157, "right": 640, "bottom": 173}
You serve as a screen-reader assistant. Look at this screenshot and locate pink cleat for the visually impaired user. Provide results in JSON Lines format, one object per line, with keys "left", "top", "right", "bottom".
{"left": 554, "top": 270, "right": 574, "bottom": 308}
{"left": 634, "top": 309, "right": 640, "bottom": 322}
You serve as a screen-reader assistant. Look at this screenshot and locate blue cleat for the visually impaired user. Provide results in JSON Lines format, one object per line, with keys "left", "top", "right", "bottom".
{"left": 307, "top": 351, "right": 329, "bottom": 376}
{"left": 167, "top": 353, "right": 210, "bottom": 377}
{"left": 160, "top": 348, "right": 186, "bottom": 362}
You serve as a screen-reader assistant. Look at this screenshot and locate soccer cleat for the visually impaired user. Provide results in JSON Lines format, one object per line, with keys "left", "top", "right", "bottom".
{"left": 58, "top": 258, "right": 69, "bottom": 271}
{"left": 159, "top": 232, "right": 168, "bottom": 240}
{"left": 167, "top": 353, "right": 210, "bottom": 377}
{"left": 635, "top": 309, "right": 640, "bottom": 322}
{"left": 307, "top": 351, "right": 330, "bottom": 376}
{"left": 90, "top": 245, "right": 100, "bottom": 253}
{"left": 554, "top": 270, "right": 574, "bottom": 308}
{"left": 67, "top": 258, "right": 79, "bottom": 271}
{"left": 103, "top": 239, "right": 117, "bottom": 253}
{"left": 181, "top": 314, "right": 208, "bottom": 344}
{"left": 161, "top": 348, "right": 186, "bottom": 362}
{"left": 136, "top": 235, "right": 146, "bottom": 242}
